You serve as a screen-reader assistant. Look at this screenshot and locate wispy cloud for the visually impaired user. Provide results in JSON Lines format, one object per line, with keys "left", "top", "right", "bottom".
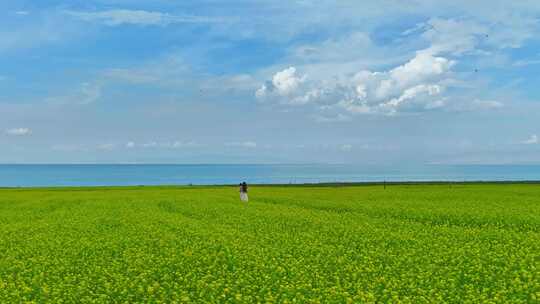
{"left": 5, "top": 128, "right": 32, "bottom": 136}
{"left": 51, "top": 144, "right": 87, "bottom": 152}
{"left": 226, "top": 141, "right": 257, "bottom": 149}
{"left": 513, "top": 59, "right": 540, "bottom": 67}
{"left": 522, "top": 134, "right": 538, "bottom": 145}
{"left": 254, "top": 15, "right": 521, "bottom": 118}
{"left": 126, "top": 141, "right": 201, "bottom": 149}
{"left": 340, "top": 144, "right": 352, "bottom": 152}
{"left": 97, "top": 143, "right": 116, "bottom": 151}
{"left": 313, "top": 113, "right": 351, "bottom": 123}
{"left": 0, "top": 14, "right": 76, "bottom": 53}
{"left": 45, "top": 82, "right": 102, "bottom": 105}
{"left": 65, "top": 9, "right": 224, "bottom": 26}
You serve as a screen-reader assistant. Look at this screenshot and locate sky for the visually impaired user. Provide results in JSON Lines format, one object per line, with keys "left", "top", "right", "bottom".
{"left": 1, "top": 0, "right": 540, "bottom": 164}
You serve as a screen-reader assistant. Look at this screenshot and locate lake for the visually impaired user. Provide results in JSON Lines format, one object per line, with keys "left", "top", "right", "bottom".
{"left": 1, "top": 164, "right": 539, "bottom": 187}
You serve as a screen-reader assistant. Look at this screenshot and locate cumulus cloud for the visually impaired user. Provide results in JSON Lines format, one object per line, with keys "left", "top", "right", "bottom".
{"left": 387, "top": 52, "right": 454, "bottom": 89}
{"left": 5, "top": 128, "right": 32, "bottom": 136}
{"left": 256, "top": 51, "right": 456, "bottom": 116}
{"left": 254, "top": 15, "right": 520, "bottom": 118}
{"left": 65, "top": 9, "right": 222, "bottom": 26}
{"left": 272, "top": 67, "right": 305, "bottom": 94}
{"left": 522, "top": 134, "right": 538, "bottom": 145}
{"left": 256, "top": 67, "right": 306, "bottom": 98}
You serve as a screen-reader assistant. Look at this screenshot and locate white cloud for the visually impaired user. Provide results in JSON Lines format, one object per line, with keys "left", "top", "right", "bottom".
{"left": 387, "top": 52, "right": 454, "bottom": 90}
{"left": 290, "top": 32, "right": 375, "bottom": 63}
{"left": 45, "top": 82, "right": 102, "bottom": 105}
{"left": 273, "top": 67, "right": 305, "bottom": 94}
{"left": 485, "top": 14, "right": 538, "bottom": 49}
{"left": 97, "top": 143, "right": 116, "bottom": 150}
{"left": 79, "top": 82, "right": 102, "bottom": 104}
{"left": 141, "top": 142, "right": 158, "bottom": 148}
{"left": 104, "top": 68, "right": 161, "bottom": 84}
{"left": 51, "top": 144, "right": 86, "bottom": 152}
{"left": 102, "top": 54, "right": 258, "bottom": 96}
{"left": 126, "top": 141, "right": 200, "bottom": 149}
{"left": 314, "top": 113, "right": 351, "bottom": 123}
{"left": 256, "top": 67, "right": 306, "bottom": 98}
{"left": 470, "top": 99, "right": 503, "bottom": 110}
{"left": 5, "top": 128, "right": 32, "bottom": 136}
{"left": 170, "top": 141, "right": 200, "bottom": 148}
{"left": 522, "top": 134, "right": 538, "bottom": 145}
{"left": 419, "top": 18, "right": 489, "bottom": 56}
{"left": 376, "top": 84, "right": 444, "bottom": 115}
{"left": 340, "top": 144, "right": 352, "bottom": 152}
{"left": 162, "top": 1, "right": 540, "bottom": 45}
{"left": 513, "top": 59, "right": 540, "bottom": 67}
{"left": 411, "top": 16, "right": 539, "bottom": 57}
{"left": 449, "top": 99, "right": 504, "bottom": 112}
{"left": 256, "top": 51, "right": 456, "bottom": 116}
{"left": 254, "top": 14, "right": 525, "bottom": 119}
{"left": 226, "top": 141, "right": 257, "bottom": 148}
{"left": 15, "top": 11, "right": 29, "bottom": 16}
{"left": 65, "top": 10, "right": 222, "bottom": 26}
{"left": 0, "top": 15, "right": 76, "bottom": 53}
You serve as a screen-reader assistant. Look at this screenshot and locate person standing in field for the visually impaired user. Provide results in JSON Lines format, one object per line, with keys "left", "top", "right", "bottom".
{"left": 239, "top": 181, "right": 249, "bottom": 202}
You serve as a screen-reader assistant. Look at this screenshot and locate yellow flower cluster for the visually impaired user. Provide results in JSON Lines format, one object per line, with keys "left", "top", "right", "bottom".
{"left": 0, "top": 184, "right": 538, "bottom": 303}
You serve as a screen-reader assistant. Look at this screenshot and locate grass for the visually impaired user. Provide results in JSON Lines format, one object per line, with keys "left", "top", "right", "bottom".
{"left": 0, "top": 184, "right": 539, "bottom": 303}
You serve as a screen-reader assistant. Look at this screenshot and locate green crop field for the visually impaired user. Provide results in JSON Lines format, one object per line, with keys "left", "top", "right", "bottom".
{"left": 0, "top": 184, "right": 539, "bottom": 303}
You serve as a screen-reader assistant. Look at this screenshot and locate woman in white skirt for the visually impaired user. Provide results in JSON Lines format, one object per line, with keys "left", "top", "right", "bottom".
{"left": 239, "top": 182, "right": 249, "bottom": 202}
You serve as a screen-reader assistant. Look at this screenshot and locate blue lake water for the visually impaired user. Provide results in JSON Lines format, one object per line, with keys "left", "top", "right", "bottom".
{"left": 0, "top": 164, "right": 539, "bottom": 187}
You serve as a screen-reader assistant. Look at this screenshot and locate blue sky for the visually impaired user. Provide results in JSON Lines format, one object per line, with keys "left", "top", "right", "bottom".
{"left": 1, "top": 0, "right": 540, "bottom": 164}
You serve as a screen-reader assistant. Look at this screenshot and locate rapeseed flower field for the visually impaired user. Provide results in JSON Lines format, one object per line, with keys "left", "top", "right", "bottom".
{"left": 0, "top": 184, "right": 539, "bottom": 303}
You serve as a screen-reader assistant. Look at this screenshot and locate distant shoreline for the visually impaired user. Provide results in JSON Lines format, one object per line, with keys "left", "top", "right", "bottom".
{"left": 2, "top": 180, "right": 540, "bottom": 190}
{"left": 254, "top": 180, "right": 540, "bottom": 187}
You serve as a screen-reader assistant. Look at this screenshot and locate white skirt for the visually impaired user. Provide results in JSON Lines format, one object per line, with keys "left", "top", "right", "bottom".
{"left": 240, "top": 192, "right": 249, "bottom": 202}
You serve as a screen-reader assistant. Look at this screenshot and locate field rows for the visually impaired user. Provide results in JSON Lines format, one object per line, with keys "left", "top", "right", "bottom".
{"left": 0, "top": 185, "right": 539, "bottom": 303}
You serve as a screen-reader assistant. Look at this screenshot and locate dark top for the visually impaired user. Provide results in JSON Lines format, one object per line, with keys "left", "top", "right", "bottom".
{"left": 240, "top": 183, "right": 248, "bottom": 193}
